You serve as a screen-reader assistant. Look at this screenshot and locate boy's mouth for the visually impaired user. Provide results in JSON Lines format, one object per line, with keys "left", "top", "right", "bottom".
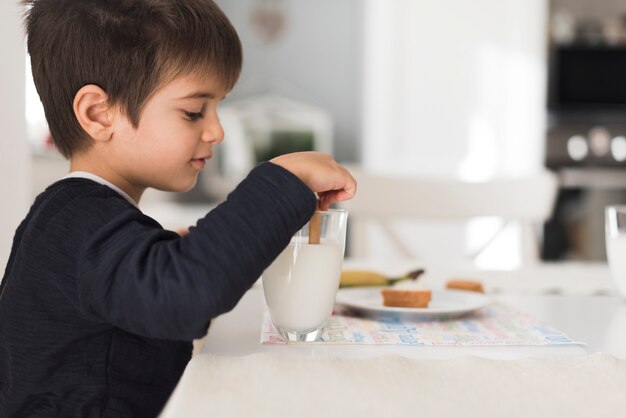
{"left": 191, "top": 154, "right": 211, "bottom": 170}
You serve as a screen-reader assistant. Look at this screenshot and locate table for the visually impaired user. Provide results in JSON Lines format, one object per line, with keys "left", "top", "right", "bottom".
{"left": 160, "top": 261, "right": 626, "bottom": 418}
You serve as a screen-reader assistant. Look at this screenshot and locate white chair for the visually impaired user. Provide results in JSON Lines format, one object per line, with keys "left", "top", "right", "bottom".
{"left": 339, "top": 165, "right": 559, "bottom": 267}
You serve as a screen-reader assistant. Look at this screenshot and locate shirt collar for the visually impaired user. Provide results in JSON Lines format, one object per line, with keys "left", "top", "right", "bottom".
{"left": 62, "top": 171, "right": 139, "bottom": 209}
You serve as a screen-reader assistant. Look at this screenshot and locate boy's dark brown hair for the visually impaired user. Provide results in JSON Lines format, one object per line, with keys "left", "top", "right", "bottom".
{"left": 22, "top": 0, "right": 243, "bottom": 158}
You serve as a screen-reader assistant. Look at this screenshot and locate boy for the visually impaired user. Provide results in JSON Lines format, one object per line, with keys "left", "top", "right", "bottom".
{"left": 0, "top": 1, "right": 356, "bottom": 417}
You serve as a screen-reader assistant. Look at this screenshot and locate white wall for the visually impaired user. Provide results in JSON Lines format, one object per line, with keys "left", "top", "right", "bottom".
{"left": 362, "top": 0, "right": 549, "bottom": 179}
{"left": 0, "top": 3, "right": 29, "bottom": 271}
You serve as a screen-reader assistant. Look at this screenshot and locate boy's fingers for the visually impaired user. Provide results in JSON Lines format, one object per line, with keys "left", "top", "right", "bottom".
{"left": 315, "top": 168, "right": 357, "bottom": 210}
{"left": 318, "top": 188, "right": 356, "bottom": 211}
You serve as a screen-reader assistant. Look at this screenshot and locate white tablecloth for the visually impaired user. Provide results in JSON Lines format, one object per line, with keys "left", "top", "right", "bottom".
{"left": 160, "top": 353, "right": 626, "bottom": 418}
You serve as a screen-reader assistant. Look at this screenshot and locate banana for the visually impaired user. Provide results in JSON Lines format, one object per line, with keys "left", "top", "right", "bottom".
{"left": 340, "top": 270, "right": 388, "bottom": 287}
{"left": 339, "top": 269, "right": 424, "bottom": 288}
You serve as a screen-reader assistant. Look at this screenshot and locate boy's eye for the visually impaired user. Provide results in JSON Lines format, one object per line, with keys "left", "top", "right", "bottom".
{"left": 184, "top": 111, "right": 204, "bottom": 121}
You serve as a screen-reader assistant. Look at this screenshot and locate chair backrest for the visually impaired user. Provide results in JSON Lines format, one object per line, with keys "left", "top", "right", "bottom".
{"left": 339, "top": 165, "right": 559, "bottom": 265}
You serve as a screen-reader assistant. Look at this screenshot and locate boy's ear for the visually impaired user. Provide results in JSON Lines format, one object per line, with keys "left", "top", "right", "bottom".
{"left": 73, "top": 85, "right": 114, "bottom": 142}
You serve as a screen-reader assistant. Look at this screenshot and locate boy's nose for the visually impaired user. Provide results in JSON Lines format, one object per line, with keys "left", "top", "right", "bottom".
{"left": 201, "top": 118, "right": 224, "bottom": 144}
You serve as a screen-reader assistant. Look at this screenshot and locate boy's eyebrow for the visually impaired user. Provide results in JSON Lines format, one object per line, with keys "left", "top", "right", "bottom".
{"left": 177, "top": 91, "right": 216, "bottom": 100}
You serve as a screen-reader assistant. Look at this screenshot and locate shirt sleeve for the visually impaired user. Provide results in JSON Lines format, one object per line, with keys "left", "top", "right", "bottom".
{"left": 75, "top": 162, "right": 316, "bottom": 340}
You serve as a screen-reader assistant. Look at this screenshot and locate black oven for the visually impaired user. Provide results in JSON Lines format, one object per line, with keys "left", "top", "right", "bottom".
{"left": 544, "top": 45, "right": 626, "bottom": 261}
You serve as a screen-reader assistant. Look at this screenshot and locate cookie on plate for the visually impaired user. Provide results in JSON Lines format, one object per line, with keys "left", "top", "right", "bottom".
{"left": 381, "top": 288, "right": 431, "bottom": 308}
{"left": 446, "top": 279, "right": 484, "bottom": 293}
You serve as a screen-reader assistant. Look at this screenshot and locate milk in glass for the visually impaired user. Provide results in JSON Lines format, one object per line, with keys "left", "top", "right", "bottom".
{"left": 262, "top": 241, "right": 343, "bottom": 332}
{"left": 606, "top": 235, "right": 626, "bottom": 298}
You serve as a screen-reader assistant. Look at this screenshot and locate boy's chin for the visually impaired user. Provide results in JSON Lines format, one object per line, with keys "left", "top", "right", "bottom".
{"left": 159, "top": 177, "right": 198, "bottom": 194}
{"left": 177, "top": 179, "right": 198, "bottom": 193}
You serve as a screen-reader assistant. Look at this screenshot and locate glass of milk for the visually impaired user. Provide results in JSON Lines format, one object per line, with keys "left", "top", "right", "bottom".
{"left": 606, "top": 205, "right": 626, "bottom": 299}
{"left": 262, "top": 209, "right": 348, "bottom": 342}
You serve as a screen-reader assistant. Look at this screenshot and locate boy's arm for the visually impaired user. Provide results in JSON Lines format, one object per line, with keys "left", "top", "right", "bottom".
{"left": 76, "top": 162, "right": 316, "bottom": 340}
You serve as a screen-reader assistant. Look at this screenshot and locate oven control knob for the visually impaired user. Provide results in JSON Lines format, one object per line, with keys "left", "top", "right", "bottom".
{"left": 611, "top": 136, "right": 626, "bottom": 162}
{"left": 567, "top": 135, "right": 588, "bottom": 161}
{"left": 588, "top": 126, "right": 611, "bottom": 157}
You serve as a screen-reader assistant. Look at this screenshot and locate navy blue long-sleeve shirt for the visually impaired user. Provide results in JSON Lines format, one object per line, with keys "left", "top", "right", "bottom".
{"left": 0, "top": 162, "right": 316, "bottom": 417}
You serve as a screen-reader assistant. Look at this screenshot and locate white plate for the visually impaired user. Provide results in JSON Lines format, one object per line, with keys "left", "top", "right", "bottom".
{"left": 334, "top": 287, "right": 491, "bottom": 320}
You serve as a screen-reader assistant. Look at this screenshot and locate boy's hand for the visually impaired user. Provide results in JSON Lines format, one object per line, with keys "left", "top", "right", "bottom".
{"left": 270, "top": 152, "right": 357, "bottom": 210}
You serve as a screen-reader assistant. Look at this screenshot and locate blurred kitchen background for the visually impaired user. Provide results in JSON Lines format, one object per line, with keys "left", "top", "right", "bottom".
{"left": 2, "top": 0, "right": 626, "bottom": 270}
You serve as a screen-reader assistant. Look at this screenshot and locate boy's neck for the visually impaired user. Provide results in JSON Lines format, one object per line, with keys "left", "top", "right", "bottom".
{"left": 69, "top": 153, "right": 144, "bottom": 205}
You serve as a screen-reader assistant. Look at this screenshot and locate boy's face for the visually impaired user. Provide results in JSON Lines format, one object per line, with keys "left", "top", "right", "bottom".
{"left": 108, "top": 72, "right": 228, "bottom": 198}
